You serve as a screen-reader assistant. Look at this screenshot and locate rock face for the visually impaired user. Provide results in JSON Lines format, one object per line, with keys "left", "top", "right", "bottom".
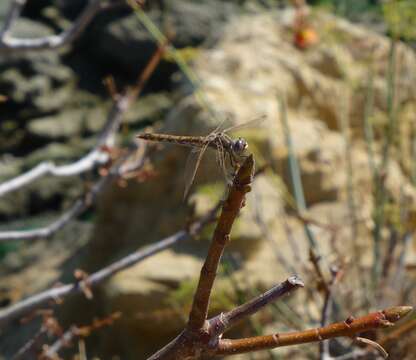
{"left": 0, "top": 20, "right": 74, "bottom": 117}
{"left": 87, "top": 0, "right": 238, "bottom": 73}
{"left": 78, "top": 8, "right": 416, "bottom": 359}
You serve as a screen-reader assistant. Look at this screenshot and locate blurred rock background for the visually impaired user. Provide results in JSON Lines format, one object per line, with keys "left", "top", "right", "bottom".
{"left": 0, "top": 1, "right": 415, "bottom": 359}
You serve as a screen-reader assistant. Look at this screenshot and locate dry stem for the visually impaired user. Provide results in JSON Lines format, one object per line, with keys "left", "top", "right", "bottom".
{"left": 216, "top": 306, "right": 413, "bottom": 356}
{"left": 187, "top": 155, "right": 255, "bottom": 330}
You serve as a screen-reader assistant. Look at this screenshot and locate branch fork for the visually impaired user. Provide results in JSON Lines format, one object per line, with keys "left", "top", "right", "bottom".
{"left": 147, "top": 155, "right": 413, "bottom": 359}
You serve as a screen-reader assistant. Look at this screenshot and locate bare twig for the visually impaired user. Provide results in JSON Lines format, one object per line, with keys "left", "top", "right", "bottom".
{"left": 41, "top": 312, "right": 121, "bottom": 359}
{"left": 188, "top": 155, "right": 255, "bottom": 330}
{"left": 0, "top": 151, "right": 107, "bottom": 197}
{"left": 147, "top": 155, "right": 256, "bottom": 359}
{"left": 309, "top": 248, "right": 329, "bottom": 295}
{"left": 145, "top": 153, "right": 412, "bottom": 359}
{"left": 0, "top": 107, "right": 121, "bottom": 198}
{"left": 215, "top": 306, "right": 413, "bottom": 356}
{"left": 0, "top": 146, "right": 141, "bottom": 242}
{"left": 148, "top": 277, "right": 304, "bottom": 360}
{"left": 209, "top": 276, "right": 304, "bottom": 337}
{"left": 334, "top": 317, "right": 416, "bottom": 360}
{"left": 0, "top": 0, "right": 115, "bottom": 54}
{"left": 12, "top": 310, "right": 63, "bottom": 360}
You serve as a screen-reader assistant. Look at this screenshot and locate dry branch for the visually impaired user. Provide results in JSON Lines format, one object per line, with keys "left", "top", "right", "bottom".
{"left": 0, "top": 146, "right": 142, "bottom": 242}
{"left": 148, "top": 277, "right": 304, "bottom": 360}
{"left": 0, "top": 104, "right": 122, "bottom": 198}
{"left": 0, "top": 152, "right": 107, "bottom": 197}
{"left": 144, "top": 155, "right": 413, "bottom": 359}
{"left": 41, "top": 312, "right": 121, "bottom": 359}
{"left": 209, "top": 276, "right": 305, "bottom": 337}
{"left": 187, "top": 155, "right": 255, "bottom": 330}
{"left": 146, "top": 155, "right": 301, "bottom": 359}
{"left": 215, "top": 306, "right": 413, "bottom": 356}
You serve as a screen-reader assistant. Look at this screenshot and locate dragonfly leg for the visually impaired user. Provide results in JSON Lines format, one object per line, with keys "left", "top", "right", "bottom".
{"left": 183, "top": 143, "right": 210, "bottom": 199}
{"left": 228, "top": 151, "right": 238, "bottom": 169}
{"left": 216, "top": 142, "right": 231, "bottom": 186}
{"left": 225, "top": 151, "right": 239, "bottom": 184}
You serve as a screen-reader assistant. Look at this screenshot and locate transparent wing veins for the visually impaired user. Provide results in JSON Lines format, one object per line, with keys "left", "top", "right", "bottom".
{"left": 222, "top": 114, "right": 266, "bottom": 133}
{"left": 183, "top": 142, "right": 210, "bottom": 199}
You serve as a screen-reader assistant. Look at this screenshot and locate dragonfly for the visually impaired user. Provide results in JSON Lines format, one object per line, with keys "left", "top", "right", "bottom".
{"left": 137, "top": 116, "right": 265, "bottom": 198}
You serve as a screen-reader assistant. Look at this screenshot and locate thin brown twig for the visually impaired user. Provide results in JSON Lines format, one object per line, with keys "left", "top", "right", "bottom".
{"left": 188, "top": 155, "right": 255, "bottom": 330}
{"left": 215, "top": 306, "right": 413, "bottom": 356}
{"left": 381, "top": 227, "right": 399, "bottom": 281}
{"left": 309, "top": 248, "right": 330, "bottom": 295}
{"left": 147, "top": 155, "right": 257, "bottom": 359}
{"left": 209, "top": 276, "right": 305, "bottom": 337}
{"left": 146, "top": 156, "right": 324, "bottom": 360}
{"left": 147, "top": 277, "right": 303, "bottom": 360}
{"left": 41, "top": 312, "right": 121, "bottom": 359}
{"left": 12, "top": 311, "right": 63, "bottom": 360}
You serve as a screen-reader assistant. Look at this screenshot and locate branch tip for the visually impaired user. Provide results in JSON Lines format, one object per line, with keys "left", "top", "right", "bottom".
{"left": 287, "top": 275, "right": 304, "bottom": 288}
{"left": 234, "top": 154, "right": 255, "bottom": 187}
{"left": 383, "top": 306, "right": 413, "bottom": 323}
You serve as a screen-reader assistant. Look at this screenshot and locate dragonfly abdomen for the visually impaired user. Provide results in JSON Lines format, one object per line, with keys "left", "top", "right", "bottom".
{"left": 137, "top": 133, "right": 209, "bottom": 147}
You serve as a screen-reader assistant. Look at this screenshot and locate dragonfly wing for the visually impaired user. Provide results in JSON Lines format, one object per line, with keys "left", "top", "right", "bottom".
{"left": 208, "top": 118, "right": 228, "bottom": 136}
{"left": 183, "top": 142, "right": 209, "bottom": 199}
{"left": 222, "top": 114, "right": 266, "bottom": 133}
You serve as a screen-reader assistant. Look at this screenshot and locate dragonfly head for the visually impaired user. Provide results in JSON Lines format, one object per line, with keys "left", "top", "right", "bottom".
{"left": 232, "top": 137, "right": 248, "bottom": 155}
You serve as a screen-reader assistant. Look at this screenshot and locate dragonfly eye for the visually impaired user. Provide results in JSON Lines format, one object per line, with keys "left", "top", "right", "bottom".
{"left": 233, "top": 138, "right": 248, "bottom": 154}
